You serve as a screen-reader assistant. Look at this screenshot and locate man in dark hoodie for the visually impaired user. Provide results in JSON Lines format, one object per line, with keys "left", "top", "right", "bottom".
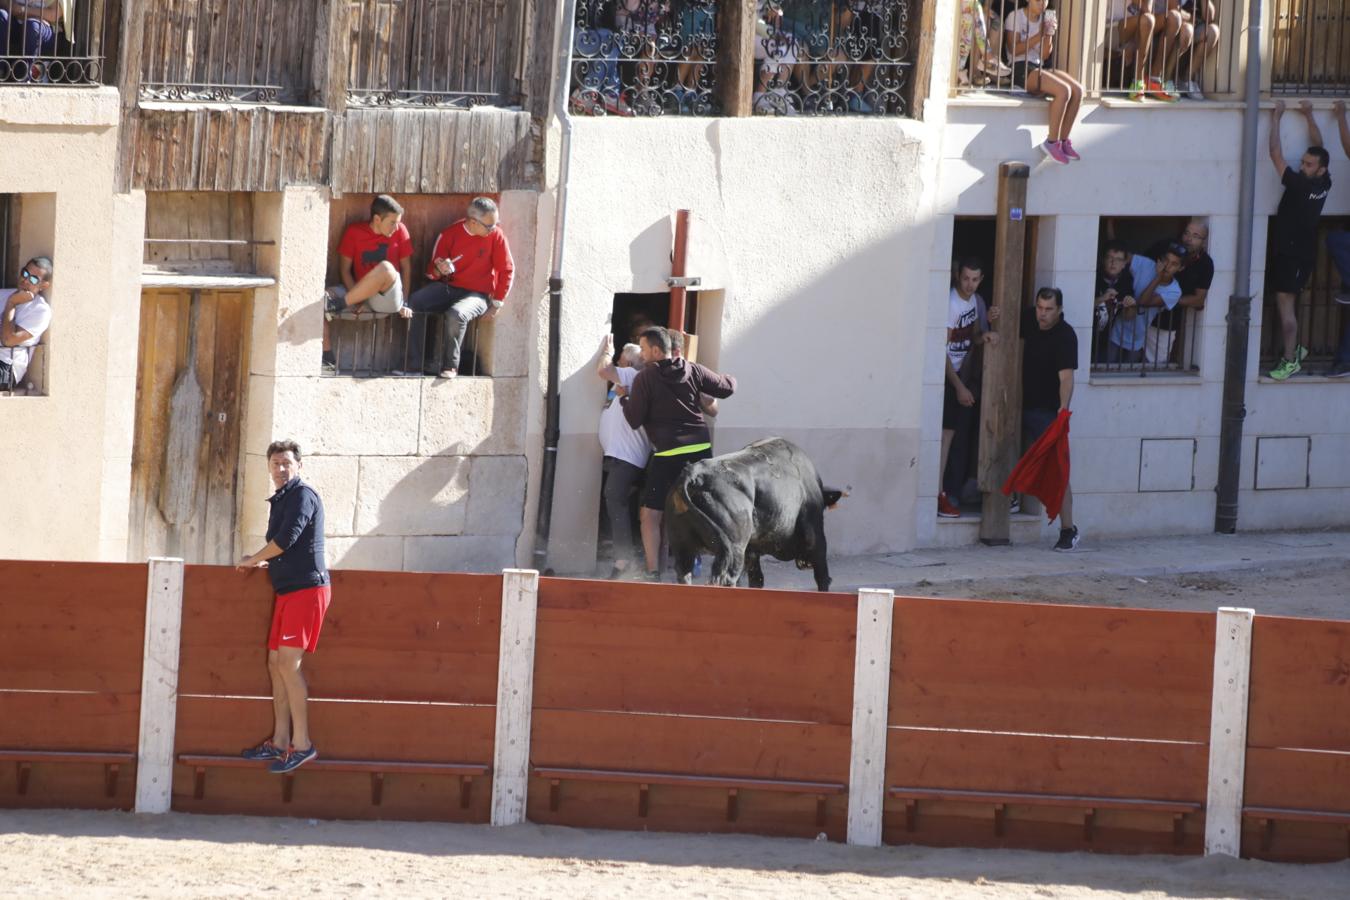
{"left": 619, "top": 326, "right": 737, "bottom": 581}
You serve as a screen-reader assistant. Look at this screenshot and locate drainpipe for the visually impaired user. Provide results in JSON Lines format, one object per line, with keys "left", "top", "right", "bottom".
{"left": 532, "top": 0, "right": 578, "bottom": 571}
{"left": 1215, "top": 0, "right": 1263, "bottom": 534}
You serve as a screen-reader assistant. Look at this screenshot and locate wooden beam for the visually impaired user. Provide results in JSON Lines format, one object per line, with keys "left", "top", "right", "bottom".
{"left": 491, "top": 569, "right": 540, "bottom": 826}
{"left": 114, "top": 0, "right": 146, "bottom": 194}
{"left": 134, "top": 557, "right": 184, "bottom": 814}
{"left": 313, "top": 0, "right": 351, "bottom": 115}
{"left": 1204, "top": 607, "right": 1254, "bottom": 857}
{"left": 716, "top": 0, "right": 756, "bottom": 116}
{"left": 525, "top": 0, "right": 560, "bottom": 120}
{"left": 909, "top": 0, "right": 939, "bottom": 119}
{"left": 846, "top": 588, "right": 895, "bottom": 847}
{"left": 977, "top": 161, "right": 1030, "bottom": 545}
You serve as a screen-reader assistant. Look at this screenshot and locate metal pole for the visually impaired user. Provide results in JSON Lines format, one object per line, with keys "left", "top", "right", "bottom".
{"left": 532, "top": 0, "right": 578, "bottom": 572}
{"left": 1215, "top": 0, "right": 1264, "bottom": 534}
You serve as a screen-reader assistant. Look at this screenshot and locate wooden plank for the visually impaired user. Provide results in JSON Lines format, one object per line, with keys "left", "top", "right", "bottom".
{"left": 889, "top": 597, "right": 1214, "bottom": 741}
{"left": 1204, "top": 607, "right": 1254, "bottom": 857}
{"left": 909, "top": 0, "right": 938, "bottom": 119}
{"left": 978, "top": 162, "right": 1030, "bottom": 544}
{"left": 1243, "top": 746, "right": 1350, "bottom": 812}
{"left": 491, "top": 568, "right": 539, "bottom": 826}
{"left": 200, "top": 291, "right": 246, "bottom": 565}
{"left": 177, "top": 567, "right": 503, "bottom": 701}
{"left": 523, "top": 0, "right": 557, "bottom": 118}
{"left": 114, "top": 0, "right": 147, "bottom": 193}
{"left": 1248, "top": 614, "right": 1350, "bottom": 750}
{"left": 0, "top": 691, "right": 142, "bottom": 750}
{"left": 847, "top": 588, "right": 894, "bottom": 847}
{"left": 715, "top": 0, "right": 755, "bottom": 116}
{"left": 531, "top": 709, "right": 852, "bottom": 783}
{"left": 314, "top": 0, "right": 352, "bottom": 112}
{"left": 884, "top": 728, "right": 1208, "bottom": 804}
{"left": 534, "top": 578, "right": 857, "bottom": 725}
{"left": 173, "top": 695, "right": 496, "bottom": 764}
{"left": 134, "top": 558, "right": 185, "bottom": 814}
{"left": 180, "top": 755, "right": 488, "bottom": 776}
{"left": 534, "top": 767, "right": 845, "bottom": 793}
{"left": 890, "top": 787, "right": 1200, "bottom": 812}
{"left": 0, "top": 755, "right": 137, "bottom": 812}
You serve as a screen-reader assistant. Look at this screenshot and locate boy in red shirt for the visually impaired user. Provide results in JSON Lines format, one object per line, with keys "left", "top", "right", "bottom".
{"left": 400, "top": 197, "right": 514, "bottom": 378}
{"left": 322, "top": 195, "right": 413, "bottom": 371}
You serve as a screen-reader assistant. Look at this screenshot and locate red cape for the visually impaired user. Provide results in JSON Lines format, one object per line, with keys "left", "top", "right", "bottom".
{"left": 1002, "top": 410, "right": 1071, "bottom": 522}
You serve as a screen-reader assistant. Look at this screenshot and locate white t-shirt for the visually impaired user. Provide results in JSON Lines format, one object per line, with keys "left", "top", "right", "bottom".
{"left": 946, "top": 288, "right": 980, "bottom": 373}
{"left": 598, "top": 365, "right": 652, "bottom": 469}
{"left": 1006, "top": 9, "right": 1048, "bottom": 65}
{"left": 0, "top": 289, "right": 52, "bottom": 382}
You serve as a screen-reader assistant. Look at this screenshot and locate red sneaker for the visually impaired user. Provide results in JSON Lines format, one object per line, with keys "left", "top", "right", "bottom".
{"left": 937, "top": 492, "right": 961, "bottom": 518}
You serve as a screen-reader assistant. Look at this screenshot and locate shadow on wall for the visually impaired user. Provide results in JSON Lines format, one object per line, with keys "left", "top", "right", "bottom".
{"left": 335, "top": 377, "right": 527, "bottom": 573}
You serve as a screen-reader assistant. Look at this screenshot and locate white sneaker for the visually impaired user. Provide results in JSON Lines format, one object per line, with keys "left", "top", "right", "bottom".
{"left": 1182, "top": 80, "right": 1204, "bottom": 100}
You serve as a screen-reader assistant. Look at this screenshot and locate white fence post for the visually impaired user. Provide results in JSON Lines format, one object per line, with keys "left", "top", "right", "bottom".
{"left": 491, "top": 568, "right": 540, "bottom": 826}
{"left": 847, "top": 588, "right": 895, "bottom": 846}
{"left": 1204, "top": 606, "right": 1255, "bottom": 857}
{"left": 134, "top": 557, "right": 185, "bottom": 814}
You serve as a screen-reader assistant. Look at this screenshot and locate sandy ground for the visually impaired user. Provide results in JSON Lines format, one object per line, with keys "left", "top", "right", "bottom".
{"left": 3, "top": 810, "right": 1348, "bottom": 899}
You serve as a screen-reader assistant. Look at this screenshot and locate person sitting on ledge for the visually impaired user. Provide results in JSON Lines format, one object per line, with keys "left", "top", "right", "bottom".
{"left": 321, "top": 194, "right": 413, "bottom": 372}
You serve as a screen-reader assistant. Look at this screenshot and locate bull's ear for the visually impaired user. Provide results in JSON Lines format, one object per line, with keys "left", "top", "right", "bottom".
{"left": 823, "top": 488, "right": 844, "bottom": 509}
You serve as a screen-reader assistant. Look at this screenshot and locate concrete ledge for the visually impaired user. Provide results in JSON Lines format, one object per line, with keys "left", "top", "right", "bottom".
{"left": 0, "top": 85, "right": 119, "bottom": 127}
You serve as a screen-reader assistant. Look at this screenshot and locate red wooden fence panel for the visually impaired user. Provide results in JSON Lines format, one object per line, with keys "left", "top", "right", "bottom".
{"left": 529, "top": 578, "right": 857, "bottom": 838}
{"left": 1243, "top": 614, "right": 1350, "bottom": 861}
{"left": 884, "top": 597, "right": 1214, "bottom": 854}
{"left": 0, "top": 561, "right": 147, "bottom": 810}
{"left": 171, "top": 567, "right": 502, "bottom": 822}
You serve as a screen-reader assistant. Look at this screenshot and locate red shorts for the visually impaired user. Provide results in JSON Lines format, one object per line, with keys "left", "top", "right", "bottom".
{"left": 267, "top": 584, "right": 332, "bottom": 653}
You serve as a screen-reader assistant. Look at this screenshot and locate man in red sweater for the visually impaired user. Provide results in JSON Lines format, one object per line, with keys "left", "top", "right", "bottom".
{"left": 401, "top": 197, "right": 515, "bottom": 377}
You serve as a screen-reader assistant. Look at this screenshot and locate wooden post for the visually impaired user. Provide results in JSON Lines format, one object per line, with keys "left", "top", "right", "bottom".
{"left": 491, "top": 568, "right": 541, "bottom": 826}
{"left": 908, "top": 0, "right": 939, "bottom": 119}
{"left": 977, "top": 162, "right": 1030, "bottom": 545}
{"left": 715, "top": 0, "right": 756, "bottom": 116}
{"left": 846, "top": 588, "right": 895, "bottom": 847}
{"left": 1205, "top": 607, "right": 1254, "bottom": 857}
{"left": 313, "top": 0, "right": 351, "bottom": 114}
{"left": 134, "top": 557, "right": 184, "bottom": 814}
{"left": 113, "top": 0, "right": 146, "bottom": 194}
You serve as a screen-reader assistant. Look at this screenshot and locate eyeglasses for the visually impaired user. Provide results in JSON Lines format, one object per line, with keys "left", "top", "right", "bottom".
{"left": 18, "top": 269, "right": 40, "bottom": 286}
{"left": 469, "top": 217, "right": 498, "bottom": 232}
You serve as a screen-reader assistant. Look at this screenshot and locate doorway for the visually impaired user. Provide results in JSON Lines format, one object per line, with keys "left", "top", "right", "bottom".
{"left": 129, "top": 288, "right": 252, "bottom": 564}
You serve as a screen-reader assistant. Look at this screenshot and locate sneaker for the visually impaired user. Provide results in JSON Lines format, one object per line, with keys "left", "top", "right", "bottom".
{"left": 692, "top": 556, "right": 703, "bottom": 578}
{"left": 1296, "top": 344, "right": 1310, "bottom": 364}
{"left": 1128, "top": 78, "right": 1148, "bottom": 101}
{"left": 937, "top": 492, "right": 961, "bottom": 518}
{"left": 1060, "top": 139, "right": 1081, "bottom": 161}
{"left": 1335, "top": 292, "right": 1350, "bottom": 306}
{"left": 1147, "top": 78, "right": 1179, "bottom": 102}
{"left": 1009, "top": 494, "right": 1022, "bottom": 514}
{"left": 1269, "top": 357, "right": 1301, "bottom": 380}
{"left": 269, "top": 744, "right": 318, "bottom": 774}
{"left": 1053, "top": 526, "right": 1080, "bottom": 552}
{"left": 642, "top": 570, "right": 662, "bottom": 583}
{"left": 437, "top": 368, "right": 458, "bottom": 379}
{"left": 1039, "top": 140, "right": 1070, "bottom": 165}
{"left": 321, "top": 350, "right": 336, "bottom": 374}
{"left": 241, "top": 740, "right": 287, "bottom": 761}
{"left": 1327, "top": 361, "right": 1350, "bottom": 378}
{"left": 1182, "top": 79, "right": 1204, "bottom": 100}
{"left": 324, "top": 291, "right": 346, "bottom": 315}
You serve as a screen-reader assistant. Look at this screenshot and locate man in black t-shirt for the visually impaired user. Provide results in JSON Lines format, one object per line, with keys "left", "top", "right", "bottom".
{"left": 1268, "top": 100, "right": 1332, "bottom": 380}
{"left": 1021, "top": 288, "right": 1080, "bottom": 552}
{"left": 1146, "top": 218, "right": 1215, "bottom": 363}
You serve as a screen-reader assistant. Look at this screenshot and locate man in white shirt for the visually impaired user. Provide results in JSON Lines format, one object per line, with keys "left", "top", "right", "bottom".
{"left": 1, "top": 256, "right": 53, "bottom": 392}
{"left": 596, "top": 334, "right": 653, "bottom": 578}
{"left": 939, "top": 258, "right": 997, "bottom": 518}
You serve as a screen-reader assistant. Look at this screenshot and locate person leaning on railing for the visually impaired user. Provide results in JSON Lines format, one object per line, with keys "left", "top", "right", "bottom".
{"left": 1005, "top": 0, "right": 1084, "bottom": 164}
{"left": 0, "top": 256, "right": 52, "bottom": 393}
{"left": 0, "top": 0, "right": 71, "bottom": 78}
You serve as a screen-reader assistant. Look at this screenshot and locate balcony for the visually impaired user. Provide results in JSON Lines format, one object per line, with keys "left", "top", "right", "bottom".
{"left": 1272, "top": 0, "right": 1350, "bottom": 95}
{"left": 0, "top": 0, "right": 112, "bottom": 86}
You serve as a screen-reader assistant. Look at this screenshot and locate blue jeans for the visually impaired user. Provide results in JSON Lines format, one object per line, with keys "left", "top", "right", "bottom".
{"left": 405, "top": 283, "right": 488, "bottom": 373}
{"left": 1327, "top": 230, "right": 1350, "bottom": 365}
{"left": 0, "top": 9, "right": 57, "bottom": 61}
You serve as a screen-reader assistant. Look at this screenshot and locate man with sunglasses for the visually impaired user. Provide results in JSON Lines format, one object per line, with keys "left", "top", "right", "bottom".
{"left": 1, "top": 257, "right": 53, "bottom": 392}
{"left": 400, "top": 197, "right": 515, "bottom": 378}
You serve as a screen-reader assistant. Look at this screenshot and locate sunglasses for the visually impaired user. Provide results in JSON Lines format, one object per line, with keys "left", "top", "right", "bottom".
{"left": 19, "top": 269, "right": 41, "bottom": 286}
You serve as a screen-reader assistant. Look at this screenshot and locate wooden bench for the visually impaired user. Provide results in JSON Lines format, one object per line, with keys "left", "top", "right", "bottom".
{"left": 533, "top": 766, "right": 847, "bottom": 825}
{"left": 889, "top": 786, "right": 1203, "bottom": 843}
{"left": 0, "top": 749, "right": 135, "bottom": 798}
{"left": 178, "top": 754, "right": 490, "bottom": 806}
{"left": 1244, "top": 805, "right": 1350, "bottom": 855}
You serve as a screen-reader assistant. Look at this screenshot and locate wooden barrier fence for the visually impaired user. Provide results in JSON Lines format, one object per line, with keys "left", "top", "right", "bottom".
{"left": 1, "top": 559, "right": 1348, "bottom": 862}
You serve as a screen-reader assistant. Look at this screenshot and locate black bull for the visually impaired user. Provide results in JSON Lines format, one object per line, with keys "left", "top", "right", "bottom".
{"left": 664, "top": 438, "right": 842, "bottom": 591}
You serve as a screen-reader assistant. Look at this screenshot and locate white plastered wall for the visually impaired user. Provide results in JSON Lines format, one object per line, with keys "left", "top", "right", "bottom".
{"left": 0, "top": 87, "right": 138, "bottom": 561}
{"left": 545, "top": 116, "right": 944, "bottom": 573}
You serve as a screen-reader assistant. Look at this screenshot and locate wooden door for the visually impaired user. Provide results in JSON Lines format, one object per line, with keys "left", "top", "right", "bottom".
{"left": 130, "top": 288, "right": 251, "bottom": 564}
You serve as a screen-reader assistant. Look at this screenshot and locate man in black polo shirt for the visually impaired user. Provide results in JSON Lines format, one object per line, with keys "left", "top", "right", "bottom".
{"left": 1268, "top": 100, "right": 1332, "bottom": 380}
{"left": 237, "top": 440, "right": 330, "bottom": 774}
{"left": 1021, "top": 288, "right": 1080, "bottom": 551}
{"left": 1146, "top": 218, "right": 1214, "bottom": 365}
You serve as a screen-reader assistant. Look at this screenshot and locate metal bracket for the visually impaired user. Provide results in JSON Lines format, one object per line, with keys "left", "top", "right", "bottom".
{"left": 666, "top": 276, "right": 702, "bottom": 288}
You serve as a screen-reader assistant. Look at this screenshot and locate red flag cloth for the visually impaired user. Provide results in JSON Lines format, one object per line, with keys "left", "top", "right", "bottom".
{"left": 1002, "top": 410, "right": 1072, "bottom": 522}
